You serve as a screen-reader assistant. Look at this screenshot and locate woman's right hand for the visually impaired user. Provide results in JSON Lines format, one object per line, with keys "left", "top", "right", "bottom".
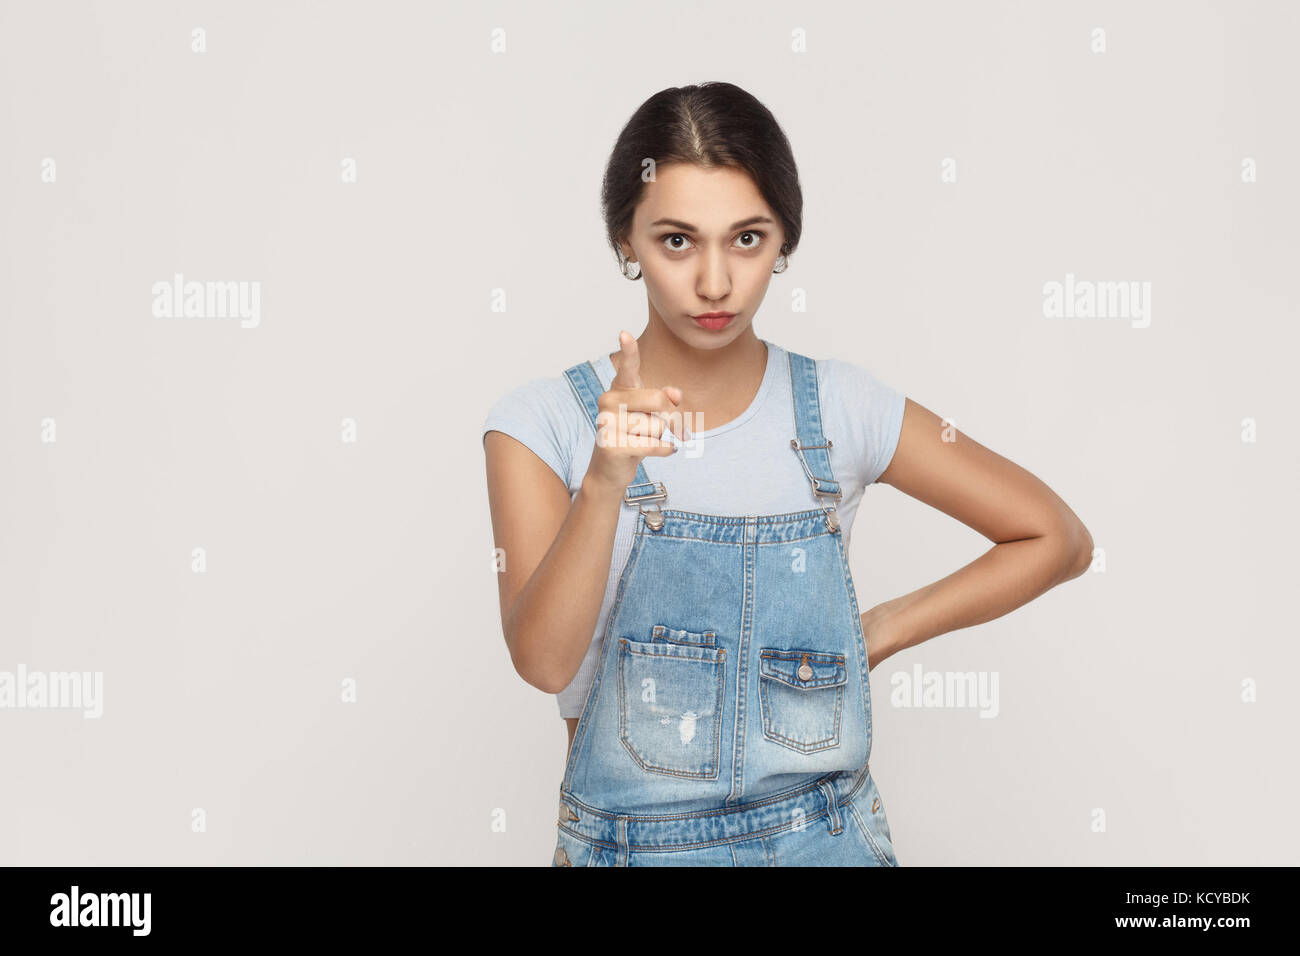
{"left": 587, "top": 330, "right": 691, "bottom": 491}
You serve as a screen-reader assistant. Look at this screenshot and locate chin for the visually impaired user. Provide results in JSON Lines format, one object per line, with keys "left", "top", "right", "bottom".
{"left": 689, "top": 324, "right": 748, "bottom": 346}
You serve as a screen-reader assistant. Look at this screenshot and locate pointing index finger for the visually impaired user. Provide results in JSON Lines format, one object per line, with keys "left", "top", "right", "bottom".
{"left": 611, "top": 330, "right": 643, "bottom": 389}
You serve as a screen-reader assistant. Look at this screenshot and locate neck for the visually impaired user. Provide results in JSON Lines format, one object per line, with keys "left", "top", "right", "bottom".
{"left": 613, "top": 315, "right": 767, "bottom": 393}
{"left": 609, "top": 313, "right": 770, "bottom": 437}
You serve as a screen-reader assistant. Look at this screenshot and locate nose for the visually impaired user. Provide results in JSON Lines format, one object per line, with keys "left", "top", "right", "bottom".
{"left": 696, "top": 246, "right": 731, "bottom": 302}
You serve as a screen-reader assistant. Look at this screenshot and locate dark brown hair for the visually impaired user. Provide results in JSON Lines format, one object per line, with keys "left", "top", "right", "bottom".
{"left": 601, "top": 82, "right": 803, "bottom": 272}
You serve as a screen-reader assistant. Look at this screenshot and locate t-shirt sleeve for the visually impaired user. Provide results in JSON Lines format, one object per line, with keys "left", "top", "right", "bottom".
{"left": 481, "top": 377, "right": 580, "bottom": 488}
{"left": 821, "top": 358, "right": 907, "bottom": 487}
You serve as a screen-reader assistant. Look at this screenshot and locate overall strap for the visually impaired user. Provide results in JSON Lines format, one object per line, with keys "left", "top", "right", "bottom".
{"left": 562, "top": 360, "right": 668, "bottom": 528}
{"left": 787, "top": 350, "right": 843, "bottom": 531}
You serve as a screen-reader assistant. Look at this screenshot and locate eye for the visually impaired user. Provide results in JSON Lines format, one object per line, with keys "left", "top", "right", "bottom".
{"left": 659, "top": 231, "right": 767, "bottom": 253}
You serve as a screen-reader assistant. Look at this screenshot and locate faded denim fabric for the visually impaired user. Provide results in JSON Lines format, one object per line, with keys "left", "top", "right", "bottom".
{"left": 551, "top": 350, "right": 899, "bottom": 867}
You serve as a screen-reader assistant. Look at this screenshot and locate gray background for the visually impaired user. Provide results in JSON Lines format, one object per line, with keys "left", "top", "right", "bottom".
{"left": 1, "top": 0, "right": 1296, "bottom": 865}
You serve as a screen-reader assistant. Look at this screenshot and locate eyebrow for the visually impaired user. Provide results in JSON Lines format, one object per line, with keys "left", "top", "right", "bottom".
{"left": 648, "top": 216, "right": 775, "bottom": 232}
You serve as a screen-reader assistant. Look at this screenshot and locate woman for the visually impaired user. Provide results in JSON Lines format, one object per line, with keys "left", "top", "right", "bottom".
{"left": 482, "top": 82, "right": 1093, "bottom": 866}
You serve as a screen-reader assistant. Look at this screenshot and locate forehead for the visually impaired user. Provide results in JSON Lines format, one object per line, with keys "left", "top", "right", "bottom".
{"left": 634, "top": 164, "right": 769, "bottom": 228}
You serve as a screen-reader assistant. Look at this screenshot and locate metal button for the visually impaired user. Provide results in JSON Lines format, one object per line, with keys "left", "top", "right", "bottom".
{"left": 798, "top": 662, "right": 813, "bottom": 681}
{"left": 825, "top": 510, "right": 840, "bottom": 532}
{"left": 554, "top": 847, "right": 571, "bottom": 866}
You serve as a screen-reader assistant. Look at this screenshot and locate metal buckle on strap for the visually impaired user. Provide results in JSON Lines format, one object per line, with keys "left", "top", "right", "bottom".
{"left": 809, "top": 476, "right": 842, "bottom": 500}
{"left": 622, "top": 480, "right": 666, "bottom": 506}
{"left": 790, "top": 439, "right": 842, "bottom": 501}
{"left": 623, "top": 480, "right": 667, "bottom": 531}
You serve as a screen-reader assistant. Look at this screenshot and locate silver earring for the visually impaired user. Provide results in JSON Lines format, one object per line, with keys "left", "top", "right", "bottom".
{"left": 772, "top": 254, "right": 788, "bottom": 274}
{"left": 622, "top": 258, "right": 642, "bottom": 280}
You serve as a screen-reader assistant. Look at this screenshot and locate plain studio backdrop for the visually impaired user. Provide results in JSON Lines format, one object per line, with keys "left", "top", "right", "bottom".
{"left": 1, "top": 0, "right": 1296, "bottom": 866}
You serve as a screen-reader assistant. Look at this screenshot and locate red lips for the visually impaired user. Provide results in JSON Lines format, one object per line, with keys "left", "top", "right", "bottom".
{"left": 691, "top": 312, "right": 735, "bottom": 331}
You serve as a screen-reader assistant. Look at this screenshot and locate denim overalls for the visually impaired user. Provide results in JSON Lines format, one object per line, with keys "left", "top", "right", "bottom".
{"left": 551, "top": 349, "right": 899, "bottom": 867}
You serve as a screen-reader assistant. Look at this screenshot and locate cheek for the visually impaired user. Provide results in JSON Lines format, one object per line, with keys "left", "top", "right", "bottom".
{"left": 643, "top": 274, "right": 687, "bottom": 310}
{"left": 738, "top": 269, "right": 774, "bottom": 300}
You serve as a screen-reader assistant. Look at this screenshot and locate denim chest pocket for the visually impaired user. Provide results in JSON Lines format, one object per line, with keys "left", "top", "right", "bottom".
{"left": 758, "top": 648, "right": 848, "bottom": 754}
{"left": 618, "top": 630, "right": 726, "bottom": 779}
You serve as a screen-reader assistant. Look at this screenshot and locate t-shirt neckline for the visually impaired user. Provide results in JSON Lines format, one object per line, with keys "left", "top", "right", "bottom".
{"left": 592, "top": 338, "right": 780, "bottom": 440}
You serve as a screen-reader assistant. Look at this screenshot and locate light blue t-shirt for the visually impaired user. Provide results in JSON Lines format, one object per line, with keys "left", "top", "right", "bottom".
{"left": 482, "top": 338, "right": 907, "bottom": 718}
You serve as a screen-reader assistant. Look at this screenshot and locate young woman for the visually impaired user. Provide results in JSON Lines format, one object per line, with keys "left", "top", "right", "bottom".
{"left": 482, "top": 82, "right": 1093, "bottom": 867}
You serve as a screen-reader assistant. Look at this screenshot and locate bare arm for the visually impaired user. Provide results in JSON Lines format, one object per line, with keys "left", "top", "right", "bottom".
{"left": 483, "top": 332, "right": 685, "bottom": 694}
{"left": 484, "top": 434, "right": 625, "bottom": 693}
{"left": 862, "top": 398, "right": 1095, "bottom": 669}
